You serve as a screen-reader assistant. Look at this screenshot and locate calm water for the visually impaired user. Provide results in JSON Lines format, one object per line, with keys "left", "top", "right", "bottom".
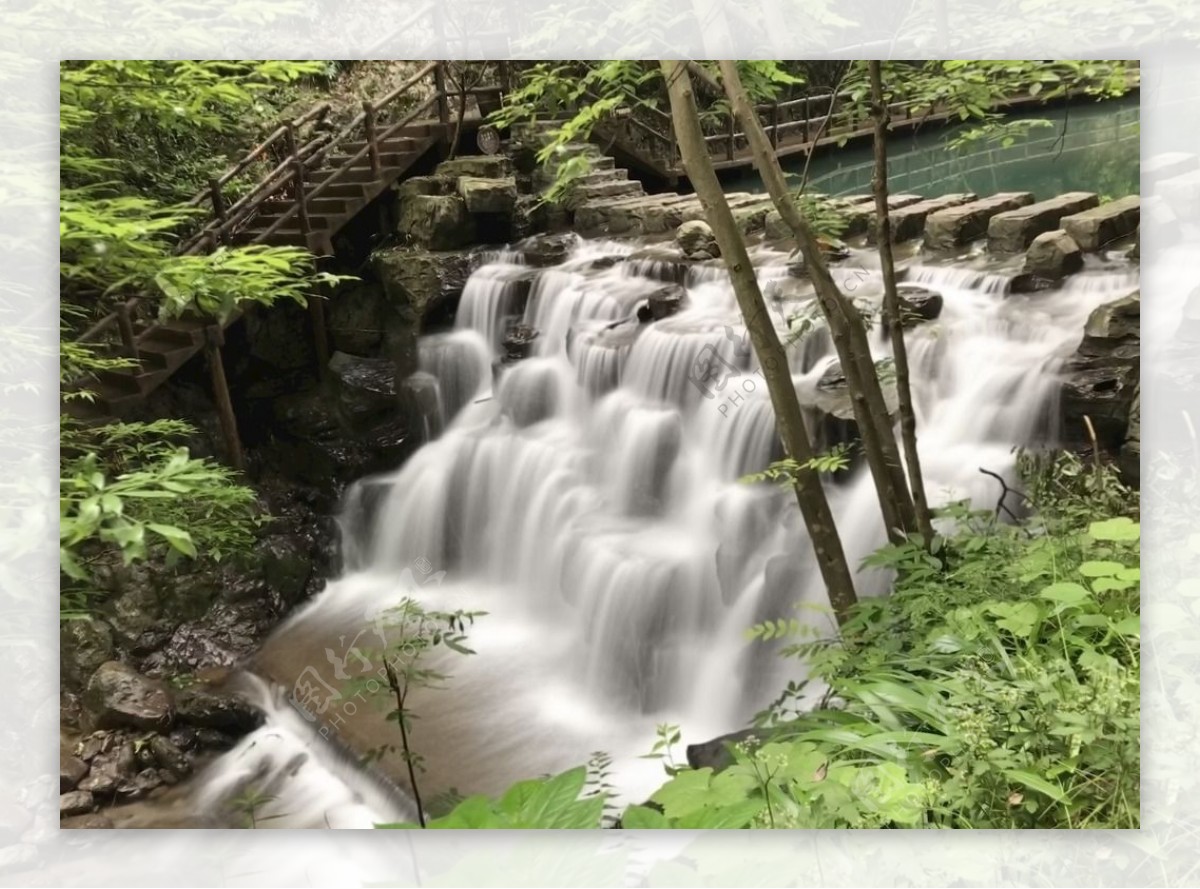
{"left": 728, "top": 95, "right": 1139, "bottom": 201}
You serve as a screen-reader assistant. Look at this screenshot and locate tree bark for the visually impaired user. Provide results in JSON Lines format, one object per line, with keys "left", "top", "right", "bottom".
{"left": 716, "top": 60, "right": 917, "bottom": 545}
{"left": 660, "top": 61, "right": 857, "bottom": 624}
{"left": 868, "top": 60, "right": 935, "bottom": 547}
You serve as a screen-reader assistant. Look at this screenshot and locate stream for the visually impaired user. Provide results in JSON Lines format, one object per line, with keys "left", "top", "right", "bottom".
{"left": 177, "top": 234, "right": 1138, "bottom": 828}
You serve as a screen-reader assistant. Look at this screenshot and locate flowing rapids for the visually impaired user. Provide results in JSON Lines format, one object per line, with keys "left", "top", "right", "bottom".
{"left": 188, "top": 237, "right": 1138, "bottom": 827}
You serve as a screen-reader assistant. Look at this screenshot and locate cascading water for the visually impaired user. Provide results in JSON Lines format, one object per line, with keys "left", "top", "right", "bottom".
{"left": 189, "top": 237, "right": 1138, "bottom": 827}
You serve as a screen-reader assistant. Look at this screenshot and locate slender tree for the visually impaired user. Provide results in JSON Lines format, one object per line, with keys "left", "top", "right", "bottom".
{"left": 868, "top": 60, "right": 935, "bottom": 547}
{"left": 715, "top": 60, "right": 917, "bottom": 545}
{"left": 660, "top": 60, "right": 857, "bottom": 623}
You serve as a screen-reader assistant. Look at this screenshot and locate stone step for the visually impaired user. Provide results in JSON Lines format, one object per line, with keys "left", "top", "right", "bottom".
{"left": 1061, "top": 195, "right": 1140, "bottom": 251}
{"left": 840, "top": 194, "right": 924, "bottom": 237}
{"left": 870, "top": 193, "right": 978, "bottom": 243}
{"left": 987, "top": 192, "right": 1099, "bottom": 253}
{"left": 572, "top": 179, "right": 645, "bottom": 203}
{"left": 923, "top": 192, "right": 1035, "bottom": 250}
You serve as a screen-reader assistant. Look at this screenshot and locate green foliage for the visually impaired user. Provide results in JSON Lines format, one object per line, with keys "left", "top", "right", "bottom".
{"left": 741, "top": 443, "right": 856, "bottom": 486}
{"left": 59, "top": 426, "right": 261, "bottom": 618}
{"left": 378, "top": 766, "right": 605, "bottom": 829}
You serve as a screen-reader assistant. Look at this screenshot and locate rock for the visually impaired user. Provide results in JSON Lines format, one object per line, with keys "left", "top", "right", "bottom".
{"left": 1061, "top": 292, "right": 1140, "bottom": 451}
{"left": 675, "top": 219, "right": 720, "bottom": 260}
{"left": 83, "top": 662, "right": 173, "bottom": 731}
{"left": 168, "top": 726, "right": 199, "bottom": 751}
{"left": 60, "top": 813, "right": 113, "bottom": 829}
{"left": 519, "top": 232, "right": 579, "bottom": 267}
{"left": 373, "top": 247, "right": 473, "bottom": 326}
{"left": 840, "top": 194, "right": 923, "bottom": 237}
{"left": 144, "top": 600, "right": 278, "bottom": 675}
{"left": 457, "top": 176, "right": 518, "bottom": 214}
{"left": 396, "top": 194, "right": 475, "bottom": 250}
{"left": 116, "top": 768, "right": 164, "bottom": 801}
{"left": 148, "top": 735, "right": 191, "bottom": 779}
{"left": 808, "top": 361, "right": 898, "bottom": 450}
{"left": 501, "top": 324, "right": 539, "bottom": 362}
{"left": 896, "top": 287, "right": 943, "bottom": 326}
{"left": 194, "top": 728, "right": 237, "bottom": 750}
{"left": 59, "top": 791, "right": 94, "bottom": 818}
{"left": 77, "top": 741, "right": 136, "bottom": 796}
{"left": 987, "top": 192, "right": 1100, "bottom": 253}
{"left": 260, "top": 536, "right": 313, "bottom": 605}
{"left": 923, "top": 192, "right": 1035, "bottom": 250}
{"left": 870, "top": 193, "right": 977, "bottom": 243}
{"left": 1023, "top": 229, "right": 1083, "bottom": 281}
{"left": 60, "top": 618, "right": 114, "bottom": 688}
{"left": 436, "top": 155, "right": 513, "bottom": 179}
{"left": 647, "top": 284, "right": 685, "bottom": 320}
{"left": 327, "top": 282, "right": 385, "bottom": 355}
{"left": 1010, "top": 273, "right": 1059, "bottom": 294}
{"left": 1061, "top": 195, "right": 1140, "bottom": 251}
{"left": 59, "top": 752, "right": 88, "bottom": 793}
{"left": 328, "top": 351, "right": 399, "bottom": 428}
{"left": 174, "top": 686, "right": 261, "bottom": 732}
{"left": 1120, "top": 385, "right": 1140, "bottom": 486}
{"left": 687, "top": 728, "right": 766, "bottom": 770}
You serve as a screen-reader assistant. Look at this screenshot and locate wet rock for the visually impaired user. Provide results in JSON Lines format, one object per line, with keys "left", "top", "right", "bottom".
{"left": 148, "top": 735, "right": 191, "bottom": 779}
{"left": 519, "top": 232, "right": 579, "bottom": 267}
{"left": 61, "top": 618, "right": 114, "bottom": 689}
{"left": 675, "top": 220, "right": 720, "bottom": 261}
{"left": 987, "top": 192, "right": 1099, "bottom": 253}
{"left": 686, "top": 728, "right": 765, "bottom": 771}
{"left": 436, "top": 155, "right": 513, "bottom": 179}
{"left": 327, "top": 281, "right": 385, "bottom": 355}
{"left": 78, "top": 742, "right": 135, "bottom": 795}
{"left": 117, "top": 768, "right": 165, "bottom": 801}
{"left": 145, "top": 601, "right": 279, "bottom": 675}
{"left": 457, "top": 176, "right": 518, "bottom": 214}
{"left": 397, "top": 194, "right": 475, "bottom": 250}
{"left": 872, "top": 193, "right": 977, "bottom": 243}
{"left": 83, "top": 662, "right": 174, "bottom": 731}
{"left": 59, "top": 752, "right": 88, "bottom": 793}
{"left": 1061, "top": 195, "right": 1140, "bottom": 251}
{"left": 61, "top": 813, "right": 113, "bottom": 829}
{"left": 808, "top": 361, "right": 898, "bottom": 450}
{"left": 328, "top": 351, "right": 399, "bottom": 428}
{"left": 260, "top": 536, "right": 313, "bottom": 605}
{"left": 923, "top": 192, "right": 1034, "bottom": 250}
{"left": 1061, "top": 292, "right": 1140, "bottom": 451}
{"left": 1023, "top": 229, "right": 1083, "bottom": 281}
{"left": 502, "top": 324, "right": 539, "bottom": 362}
{"left": 59, "top": 791, "right": 94, "bottom": 818}
{"left": 168, "top": 725, "right": 199, "bottom": 752}
{"left": 840, "top": 194, "right": 923, "bottom": 237}
{"left": 194, "top": 728, "right": 237, "bottom": 750}
{"left": 897, "top": 287, "right": 943, "bottom": 326}
{"left": 174, "top": 686, "right": 262, "bottom": 733}
{"left": 1010, "top": 272, "right": 1059, "bottom": 294}
{"left": 647, "top": 284, "right": 685, "bottom": 320}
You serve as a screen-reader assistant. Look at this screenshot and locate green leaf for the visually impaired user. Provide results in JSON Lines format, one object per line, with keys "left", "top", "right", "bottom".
{"left": 1003, "top": 769, "right": 1067, "bottom": 802}
{"left": 1088, "top": 517, "right": 1140, "bottom": 542}
{"left": 1039, "top": 582, "right": 1091, "bottom": 605}
{"left": 620, "top": 805, "right": 670, "bottom": 829}
{"left": 146, "top": 523, "right": 198, "bottom": 557}
{"left": 1078, "top": 560, "right": 1124, "bottom": 578}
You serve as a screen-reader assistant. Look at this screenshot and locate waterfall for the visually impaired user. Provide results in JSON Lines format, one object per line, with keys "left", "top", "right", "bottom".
{"left": 189, "top": 240, "right": 1137, "bottom": 827}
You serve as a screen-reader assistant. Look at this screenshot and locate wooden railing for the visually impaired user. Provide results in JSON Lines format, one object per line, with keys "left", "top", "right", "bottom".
{"left": 74, "top": 61, "right": 457, "bottom": 360}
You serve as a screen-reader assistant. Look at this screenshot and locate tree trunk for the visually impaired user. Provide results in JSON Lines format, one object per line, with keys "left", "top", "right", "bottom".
{"left": 716, "top": 60, "right": 917, "bottom": 545}
{"left": 660, "top": 61, "right": 857, "bottom": 624}
{"left": 868, "top": 60, "right": 935, "bottom": 547}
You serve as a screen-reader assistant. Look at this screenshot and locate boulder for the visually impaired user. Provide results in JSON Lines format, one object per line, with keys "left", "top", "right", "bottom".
{"left": 896, "top": 287, "right": 943, "bottom": 326}
{"left": 519, "top": 232, "right": 579, "bottom": 267}
{"left": 60, "top": 751, "right": 88, "bottom": 793}
{"left": 396, "top": 194, "right": 475, "bottom": 250}
{"left": 871, "top": 193, "right": 977, "bottom": 243}
{"left": 1061, "top": 195, "right": 1140, "bottom": 251}
{"left": 923, "top": 192, "right": 1035, "bottom": 250}
{"left": 501, "top": 324, "right": 539, "bottom": 362}
{"left": 436, "top": 155, "right": 513, "bottom": 179}
{"left": 77, "top": 740, "right": 136, "bottom": 795}
{"left": 373, "top": 247, "right": 473, "bottom": 325}
{"left": 59, "top": 791, "right": 94, "bottom": 818}
{"left": 841, "top": 194, "right": 923, "bottom": 237}
{"left": 174, "top": 686, "right": 262, "bottom": 733}
{"left": 675, "top": 220, "right": 720, "bottom": 260}
{"left": 148, "top": 735, "right": 191, "bottom": 779}
{"left": 61, "top": 618, "right": 114, "bottom": 688}
{"left": 987, "top": 192, "right": 1099, "bottom": 253}
{"left": 647, "top": 284, "right": 685, "bottom": 320}
{"left": 1061, "top": 292, "right": 1140, "bottom": 451}
{"left": 1023, "top": 229, "right": 1083, "bottom": 281}
{"left": 328, "top": 351, "right": 399, "bottom": 428}
{"left": 457, "top": 176, "right": 518, "bottom": 214}
{"left": 83, "top": 662, "right": 174, "bottom": 731}
{"left": 326, "top": 282, "right": 385, "bottom": 355}
{"left": 808, "top": 361, "right": 898, "bottom": 450}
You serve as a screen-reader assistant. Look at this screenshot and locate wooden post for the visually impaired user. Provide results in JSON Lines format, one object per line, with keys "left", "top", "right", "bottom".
{"left": 726, "top": 113, "right": 736, "bottom": 161}
{"left": 209, "top": 178, "right": 230, "bottom": 246}
{"left": 308, "top": 272, "right": 331, "bottom": 380}
{"left": 803, "top": 96, "right": 810, "bottom": 143}
{"left": 363, "top": 100, "right": 381, "bottom": 177}
{"left": 204, "top": 324, "right": 244, "bottom": 471}
{"left": 116, "top": 302, "right": 138, "bottom": 359}
{"left": 770, "top": 102, "right": 780, "bottom": 150}
{"left": 434, "top": 62, "right": 451, "bottom": 136}
{"left": 499, "top": 60, "right": 512, "bottom": 96}
{"left": 286, "top": 123, "right": 311, "bottom": 240}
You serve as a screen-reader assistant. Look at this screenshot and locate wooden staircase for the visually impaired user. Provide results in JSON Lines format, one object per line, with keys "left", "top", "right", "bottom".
{"left": 67, "top": 62, "right": 493, "bottom": 424}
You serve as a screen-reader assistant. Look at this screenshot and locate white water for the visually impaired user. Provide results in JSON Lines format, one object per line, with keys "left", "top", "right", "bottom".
{"left": 193, "top": 240, "right": 1137, "bottom": 827}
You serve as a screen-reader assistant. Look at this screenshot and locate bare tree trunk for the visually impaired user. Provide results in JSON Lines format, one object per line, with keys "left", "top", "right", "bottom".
{"left": 868, "top": 60, "right": 935, "bottom": 547}
{"left": 716, "top": 60, "right": 917, "bottom": 544}
{"left": 660, "top": 61, "right": 857, "bottom": 623}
